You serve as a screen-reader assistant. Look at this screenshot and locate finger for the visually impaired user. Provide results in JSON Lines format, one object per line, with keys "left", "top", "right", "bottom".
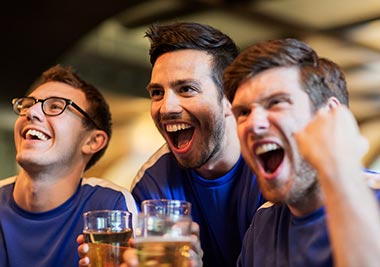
{"left": 190, "top": 222, "right": 200, "bottom": 236}
{"left": 78, "top": 256, "right": 90, "bottom": 267}
{"left": 77, "top": 243, "right": 89, "bottom": 259}
{"left": 122, "top": 248, "right": 139, "bottom": 267}
{"left": 129, "top": 238, "right": 135, "bottom": 247}
{"left": 190, "top": 234, "right": 202, "bottom": 251}
{"left": 188, "top": 247, "right": 203, "bottom": 267}
{"left": 76, "top": 234, "right": 85, "bottom": 245}
{"left": 189, "top": 233, "right": 203, "bottom": 265}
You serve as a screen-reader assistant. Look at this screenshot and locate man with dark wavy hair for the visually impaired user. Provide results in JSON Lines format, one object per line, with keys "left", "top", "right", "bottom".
{"left": 129, "top": 22, "right": 264, "bottom": 267}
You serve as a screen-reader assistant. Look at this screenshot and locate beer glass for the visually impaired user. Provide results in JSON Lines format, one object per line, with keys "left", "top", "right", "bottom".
{"left": 134, "top": 199, "right": 192, "bottom": 267}
{"left": 83, "top": 210, "right": 133, "bottom": 267}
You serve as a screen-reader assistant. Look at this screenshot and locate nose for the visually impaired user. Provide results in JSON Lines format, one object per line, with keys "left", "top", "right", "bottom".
{"left": 25, "top": 102, "right": 44, "bottom": 122}
{"left": 160, "top": 90, "right": 182, "bottom": 115}
{"left": 247, "top": 107, "right": 270, "bottom": 135}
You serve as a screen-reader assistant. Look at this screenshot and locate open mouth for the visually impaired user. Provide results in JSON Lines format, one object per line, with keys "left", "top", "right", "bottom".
{"left": 255, "top": 143, "right": 284, "bottom": 174}
{"left": 166, "top": 123, "right": 194, "bottom": 149}
{"left": 24, "top": 129, "right": 50, "bottom": 141}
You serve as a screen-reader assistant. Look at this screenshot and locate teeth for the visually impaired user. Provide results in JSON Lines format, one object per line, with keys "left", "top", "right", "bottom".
{"left": 166, "top": 123, "right": 191, "bottom": 132}
{"left": 26, "top": 129, "right": 48, "bottom": 141}
{"left": 255, "top": 143, "right": 280, "bottom": 155}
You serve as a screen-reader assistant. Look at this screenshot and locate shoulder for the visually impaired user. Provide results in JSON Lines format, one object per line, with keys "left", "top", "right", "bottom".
{"left": 253, "top": 201, "right": 292, "bottom": 223}
{"left": 258, "top": 201, "right": 275, "bottom": 210}
{"left": 82, "top": 177, "right": 133, "bottom": 200}
{"left": 0, "top": 176, "right": 16, "bottom": 188}
{"left": 82, "top": 177, "right": 138, "bottom": 219}
{"left": 0, "top": 176, "right": 16, "bottom": 201}
{"left": 237, "top": 156, "right": 257, "bottom": 181}
{"left": 130, "top": 144, "right": 178, "bottom": 189}
{"left": 253, "top": 201, "right": 276, "bottom": 221}
{"left": 363, "top": 169, "right": 380, "bottom": 190}
{"left": 82, "top": 177, "right": 128, "bottom": 191}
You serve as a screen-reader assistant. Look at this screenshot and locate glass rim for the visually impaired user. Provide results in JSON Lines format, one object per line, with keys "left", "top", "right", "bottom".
{"left": 83, "top": 209, "right": 132, "bottom": 217}
{"left": 141, "top": 199, "right": 192, "bottom": 216}
{"left": 141, "top": 199, "right": 191, "bottom": 207}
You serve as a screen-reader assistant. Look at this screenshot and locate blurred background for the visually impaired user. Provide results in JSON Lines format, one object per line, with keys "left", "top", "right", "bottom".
{"left": 1, "top": 0, "right": 379, "bottom": 189}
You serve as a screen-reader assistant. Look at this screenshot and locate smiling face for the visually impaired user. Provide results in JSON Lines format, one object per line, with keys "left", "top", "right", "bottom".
{"left": 14, "top": 81, "right": 92, "bottom": 172}
{"left": 148, "top": 49, "right": 227, "bottom": 169}
{"left": 232, "top": 66, "right": 318, "bottom": 204}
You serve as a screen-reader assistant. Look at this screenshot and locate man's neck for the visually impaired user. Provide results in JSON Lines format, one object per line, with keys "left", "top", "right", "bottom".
{"left": 287, "top": 186, "right": 324, "bottom": 217}
{"left": 195, "top": 116, "right": 241, "bottom": 180}
{"left": 13, "top": 169, "right": 82, "bottom": 213}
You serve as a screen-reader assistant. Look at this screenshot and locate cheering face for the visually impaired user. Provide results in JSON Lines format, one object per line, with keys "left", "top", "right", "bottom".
{"left": 231, "top": 67, "right": 317, "bottom": 204}
{"left": 13, "top": 82, "right": 92, "bottom": 172}
{"left": 148, "top": 49, "right": 227, "bottom": 169}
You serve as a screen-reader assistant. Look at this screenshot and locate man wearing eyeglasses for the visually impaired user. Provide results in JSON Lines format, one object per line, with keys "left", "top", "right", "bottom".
{"left": 0, "top": 65, "right": 137, "bottom": 267}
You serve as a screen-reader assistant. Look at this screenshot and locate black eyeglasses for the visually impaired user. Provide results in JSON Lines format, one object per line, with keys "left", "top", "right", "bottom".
{"left": 12, "top": 96, "right": 101, "bottom": 129}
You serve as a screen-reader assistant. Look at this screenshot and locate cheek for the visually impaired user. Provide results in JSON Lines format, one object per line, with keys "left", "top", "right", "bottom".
{"left": 276, "top": 115, "right": 304, "bottom": 137}
{"left": 237, "top": 125, "right": 247, "bottom": 143}
{"left": 150, "top": 104, "right": 159, "bottom": 120}
{"left": 237, "top": 118, "right": 253, "bottom": 137}
{"left": 14, "top": 116, "right": 23, "bottom": 127}
{"left": 293, "top": 110, "right": 313, "bottom": 130}
{"left": 13, "top": 119, "right": 23, "bottom": 140}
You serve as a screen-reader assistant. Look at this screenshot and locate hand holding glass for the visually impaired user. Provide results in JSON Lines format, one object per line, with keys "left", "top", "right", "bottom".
{"left": 83, "top": 210, "right": 133, "bottom": 267}
{"left": 134, "top": 199, "right": 193, "bottom": 267}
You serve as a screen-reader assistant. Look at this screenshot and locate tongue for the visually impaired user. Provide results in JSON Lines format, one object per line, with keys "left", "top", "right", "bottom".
{"left": 260, "top": 149, "right": 284, "bottom": 174}
{"left": 175, "top": 128, "right": 193, "bottom": 149}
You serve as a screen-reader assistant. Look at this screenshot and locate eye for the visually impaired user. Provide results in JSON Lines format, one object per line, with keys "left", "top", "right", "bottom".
{"left": 148, "top": 88, "right": 164, "bottom": 100}
{"left": 238, "top": 108, "right": 250, "bottom": 117}
{"left": 232, "top": 106, "right": 251, "bottom": 120}
{"left": 44, "top": 99, "right": 66, "bottom": 114}
{"left": 21, "top": 101, "right": 33, "bottom": 109}
{"left": 268, "top": 99, "right": 281, "bottom": 107}
{"left": 179, "top": 86, "right": 197, "bottom": 96}
{"left": 50, "top": 103, "right": 64, "bottom": 110}
{"left": 267, "top": 96, "right": 290, "bottom": 109}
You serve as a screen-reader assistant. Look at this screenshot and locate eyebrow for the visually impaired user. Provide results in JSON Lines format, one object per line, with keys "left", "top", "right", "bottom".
{"left": 232, "top": 91, "right": 291, "bottom": 108}
{"left": 147, "top": 79, "right": 201, "bottom": 91}
{"left": 230, "top": 104, "right": 241, "bottom": 113}
{"left": 146, "top": 83, "right": 162, "bottom": 91}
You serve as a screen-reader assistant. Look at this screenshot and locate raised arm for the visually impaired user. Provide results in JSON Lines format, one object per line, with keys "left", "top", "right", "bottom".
{"left": 295, "top": 106, "right": 380, "bottom": 267}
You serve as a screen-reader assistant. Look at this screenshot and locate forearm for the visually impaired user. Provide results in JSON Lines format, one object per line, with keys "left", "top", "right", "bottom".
{"left": 319, "top": 166, "right": 380, "bottom": 267}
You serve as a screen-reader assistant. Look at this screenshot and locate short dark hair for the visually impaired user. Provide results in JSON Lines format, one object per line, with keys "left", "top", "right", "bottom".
{"left": 30, "top": 64, "right": 112, "bottom": 170}
{"left": 316, "top": 57, "right": 348, "bottom": 106}
{"left": 223, "top": 38, "right": 348, "bottom": 110}
{"left": 145, "top": 21, "right": 239, "bottom": 100}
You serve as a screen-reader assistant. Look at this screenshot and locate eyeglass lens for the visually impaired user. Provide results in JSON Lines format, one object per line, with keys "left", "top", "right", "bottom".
{"left": 43, "top": 98, "right": 67, "bottom": 115}
{"left": 14, "top": 97, "right": 67, "bottom": 116}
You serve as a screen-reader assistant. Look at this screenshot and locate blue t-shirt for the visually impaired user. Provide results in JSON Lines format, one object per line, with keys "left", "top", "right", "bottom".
{"left": 0, "top": 176, "right": 137, "bottom": 267}
{"left": 238, "top": 186, "right": 380, "bottom": 267}
{"left": 131, "top": 144, "right": 264, "bottom": 267}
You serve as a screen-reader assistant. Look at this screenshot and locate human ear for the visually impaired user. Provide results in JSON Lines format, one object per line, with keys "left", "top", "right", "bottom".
{"left": 319, "top": 96, "right": 341, "bottom": 114}
{"left": 82, "top": 130, "right": 108, "bottom": 155}
{"left": 222, "top": 96, "right": 233, "bottom": 117}
{"left": 327, "top": 96, "right": 341, "bottom": 110}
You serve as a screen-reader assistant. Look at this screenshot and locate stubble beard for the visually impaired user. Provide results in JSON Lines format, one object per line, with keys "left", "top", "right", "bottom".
{"left": 286, "top": 158, "right": 320, "bottom": 206}
{"left": 175, "top": 115, "right": 225, "bottom": 170}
